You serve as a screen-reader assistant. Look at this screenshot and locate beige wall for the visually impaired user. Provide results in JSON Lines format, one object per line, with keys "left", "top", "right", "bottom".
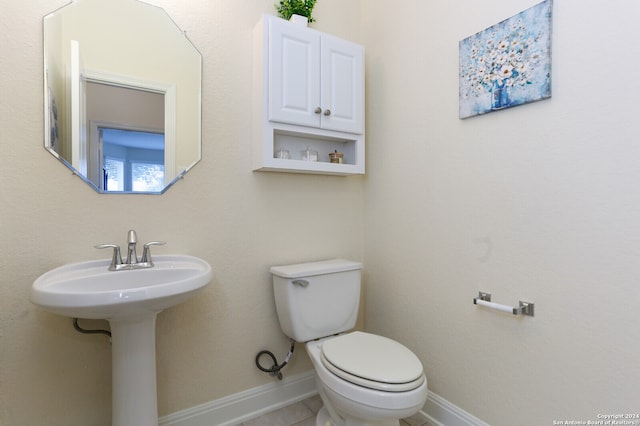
{"left": 362, "top": 0, "right": 640, "bottom": 425}
{"left": 0, "top": 1, "right": 363, "bottom": 424}
{"left": 2, "top": 0, "right": 639, "bottom": 425}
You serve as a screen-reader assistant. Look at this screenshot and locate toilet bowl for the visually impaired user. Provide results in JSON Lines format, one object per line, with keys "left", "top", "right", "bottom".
{"left": 270, "top": 259, "right": 428, "bottom": 426}
{"left": 306, "top": 333, "right": 427, "bottom": 426}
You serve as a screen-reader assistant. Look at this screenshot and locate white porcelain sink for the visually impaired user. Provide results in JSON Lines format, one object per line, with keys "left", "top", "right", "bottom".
{"left": 31, "top": 254, "right": 212, "bottom": 319}
{"left": 31, "top": 254, "right": 213, "bottom": 426}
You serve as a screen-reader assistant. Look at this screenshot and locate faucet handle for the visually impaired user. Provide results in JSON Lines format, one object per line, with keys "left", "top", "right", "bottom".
{"left": 95, "top": 244, "right": 123, "bottom": 271}
{"left": 141, "top": 241, "right": 166, "bottom": 264}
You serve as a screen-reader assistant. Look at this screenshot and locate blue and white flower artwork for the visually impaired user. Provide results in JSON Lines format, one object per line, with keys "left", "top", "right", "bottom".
{"left": 459, "top": 0, "right": 552, "bottom": 118}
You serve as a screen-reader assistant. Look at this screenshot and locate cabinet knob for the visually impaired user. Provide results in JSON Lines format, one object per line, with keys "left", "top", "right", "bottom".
{"left": 314, "top": 107, "right": 322, "bottom": 114}
{"left": 323, "top": 109, "right": 331, "bottom": 116}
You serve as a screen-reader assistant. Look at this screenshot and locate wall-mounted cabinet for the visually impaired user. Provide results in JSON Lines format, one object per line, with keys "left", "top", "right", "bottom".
{"left": 253, "top": 14, "right": 365, "bottom": 175}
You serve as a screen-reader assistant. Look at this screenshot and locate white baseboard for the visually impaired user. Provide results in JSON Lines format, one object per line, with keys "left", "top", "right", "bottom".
{"left": 159, "top": 371, "right": 488, "bottom": 426}
{"left": 158, "top": 371, "right": 317, "bottom": 426}
{"left": 421, "top": 392, "right": 490, "bottom": 426}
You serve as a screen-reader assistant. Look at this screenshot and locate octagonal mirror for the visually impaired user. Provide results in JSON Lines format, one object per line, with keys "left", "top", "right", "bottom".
{"left": 44, "top": 0, "right": 202, "bottom": 194}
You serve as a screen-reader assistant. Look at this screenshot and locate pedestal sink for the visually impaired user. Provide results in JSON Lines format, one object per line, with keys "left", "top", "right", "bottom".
{"left": 31, "top": 255, "right": 213, "bottom": 426}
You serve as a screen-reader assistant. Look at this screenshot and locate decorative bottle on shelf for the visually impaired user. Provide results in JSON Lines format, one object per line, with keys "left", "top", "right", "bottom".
{"left": 329, "top": 150, "right": 343, "bottom": 164}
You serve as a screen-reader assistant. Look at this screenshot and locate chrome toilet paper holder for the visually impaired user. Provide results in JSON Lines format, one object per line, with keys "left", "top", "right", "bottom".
{"left": 473, "top": 292, "right": 535, "bottom": 317}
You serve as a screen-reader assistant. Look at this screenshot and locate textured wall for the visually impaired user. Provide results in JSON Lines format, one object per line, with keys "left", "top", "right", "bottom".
{"left": 0, "top": 1, "right": 363, "bottom": 424}
{"left": 362, "top": 1, "right": 640, "bottom": 424}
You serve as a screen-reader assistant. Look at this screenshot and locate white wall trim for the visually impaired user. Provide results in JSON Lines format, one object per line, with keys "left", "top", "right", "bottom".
{"left": 421, "top": 391, "right": 490, "bottom": 426}
{"left": 159, "top": 372, "right": 488, "bottom": 426}
{"left": 158, "top": 371, "right": 317, "bottom": 426}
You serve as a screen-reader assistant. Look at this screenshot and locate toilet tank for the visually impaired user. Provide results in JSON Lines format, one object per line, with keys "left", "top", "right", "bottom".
{"left": 270, "top": 259, "right": 362, "bottom": 342}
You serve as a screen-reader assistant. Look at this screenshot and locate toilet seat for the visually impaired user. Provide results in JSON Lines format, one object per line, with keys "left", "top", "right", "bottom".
{"left": 320, "top": 331, "right": 425, "bottom": 392}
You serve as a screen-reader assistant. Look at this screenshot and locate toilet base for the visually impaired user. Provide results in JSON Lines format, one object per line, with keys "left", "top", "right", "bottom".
{"left": 316, "top": 406, "right": 400, "bottom": 426}
{"left": 316, "top": 407, "right": 332, "bottom": 426}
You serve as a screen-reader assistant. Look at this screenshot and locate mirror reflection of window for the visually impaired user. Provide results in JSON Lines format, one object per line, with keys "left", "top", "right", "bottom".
{"left": 100, "top": 128, "right": 165, "bottom": 193}
{"left": 104, "top": 157, "right": 124, "bottom": 191}
{"left": 132, "top": 163, "right": 165, "bottom": 192}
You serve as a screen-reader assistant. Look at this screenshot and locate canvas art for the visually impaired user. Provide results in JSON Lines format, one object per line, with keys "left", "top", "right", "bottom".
{"left": 459, "top": 0, "right": 552, "bottom": 119}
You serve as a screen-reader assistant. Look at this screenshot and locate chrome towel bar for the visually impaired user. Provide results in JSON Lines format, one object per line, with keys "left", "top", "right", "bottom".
{"left": 473, "top": 292, "right": 535, "bottom": 317}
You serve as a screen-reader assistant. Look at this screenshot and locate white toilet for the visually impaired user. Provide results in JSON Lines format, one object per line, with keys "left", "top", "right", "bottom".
{"left": 270, "top": 259, "right": 428, "bottom": 426}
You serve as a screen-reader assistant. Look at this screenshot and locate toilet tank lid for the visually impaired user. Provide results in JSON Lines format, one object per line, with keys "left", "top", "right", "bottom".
{"left": 270, "top": 259, "right": 363, "bottom": 278}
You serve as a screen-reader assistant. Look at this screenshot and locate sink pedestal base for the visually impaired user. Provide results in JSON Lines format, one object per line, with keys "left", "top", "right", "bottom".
{"left": 110, "top": 314, "right": 158, "bottom": 426}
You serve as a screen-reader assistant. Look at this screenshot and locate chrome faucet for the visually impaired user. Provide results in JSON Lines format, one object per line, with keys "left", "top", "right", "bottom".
{"left": 126, "top": 229, "right": 138, "bottom": 265}
{"left": 96, "top": 229, "right": 166, "bottom": 271}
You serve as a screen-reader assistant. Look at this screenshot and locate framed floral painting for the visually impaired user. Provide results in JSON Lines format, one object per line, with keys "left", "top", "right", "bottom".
{"left": 459, "top": 0, "right": 552, "bottom": 119}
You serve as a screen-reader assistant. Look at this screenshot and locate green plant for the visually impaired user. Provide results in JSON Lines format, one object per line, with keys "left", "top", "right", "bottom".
{"left": 275, "top": 0, "right": 317, "bottom": 23}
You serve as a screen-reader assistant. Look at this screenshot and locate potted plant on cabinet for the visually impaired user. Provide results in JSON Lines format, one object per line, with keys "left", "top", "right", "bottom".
{"left": 275, "top": 0, "right": 317, "bottom": 24}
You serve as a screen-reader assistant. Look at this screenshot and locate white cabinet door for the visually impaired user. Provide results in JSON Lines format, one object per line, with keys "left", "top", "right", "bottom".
{"left": 321, "top": 36, "right": 364, "bottom": 134}
{"left": 267, "top": 18, "right": 364, "bottom": 135}
{"left": 268, "top": 20, "right": 321, "bottom": 128}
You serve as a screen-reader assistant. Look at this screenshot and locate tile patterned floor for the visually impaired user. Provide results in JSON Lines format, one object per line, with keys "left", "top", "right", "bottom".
{"left": 240, "top": 394, "right": 430, "bottom": 426}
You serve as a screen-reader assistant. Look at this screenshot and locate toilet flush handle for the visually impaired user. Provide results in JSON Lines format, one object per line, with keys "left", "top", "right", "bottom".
{"left": 292, "top": 279, "right": 309, "bottom": 288}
